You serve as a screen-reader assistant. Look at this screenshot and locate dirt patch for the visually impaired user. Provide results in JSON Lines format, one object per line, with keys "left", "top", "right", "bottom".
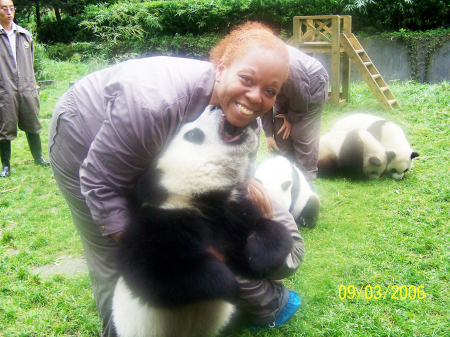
{"left": 31, "top": 255, "right": 88, "bottom": 277}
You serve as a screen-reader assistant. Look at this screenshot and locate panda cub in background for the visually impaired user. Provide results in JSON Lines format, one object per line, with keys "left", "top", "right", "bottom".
{"left": 112, "top": 106, "right": 293, "bottom": 337}
{"left": 254, "top": 156, "right": 320, "bottom": 228}
{"left": 318, "top": 129, "right": 390, "bottom": 179}
{"left": 331, "top": 113, "right": 419, "bottom": 179}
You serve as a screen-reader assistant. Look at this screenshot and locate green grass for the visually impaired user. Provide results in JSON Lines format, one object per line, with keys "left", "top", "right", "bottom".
{"left": 1, "top": 58, "right": 449, "bottom": 336}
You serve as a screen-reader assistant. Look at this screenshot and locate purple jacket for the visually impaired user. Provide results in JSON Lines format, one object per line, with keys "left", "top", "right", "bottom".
{"left": 68, "top": 57, "right": 216, "bottom": 235}
{"left": 262, "top": 46, "right": 327, "bottom": 136}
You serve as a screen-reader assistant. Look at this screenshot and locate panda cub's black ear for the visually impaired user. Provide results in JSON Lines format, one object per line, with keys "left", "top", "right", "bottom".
{"left": 386, "top": 151, "right": 396, "bottom": 163}
{"left": 411, "top": 152, "right": 419, "bottom": 159}
{"left": 368, "top": 157, "right": 381, "bottom": 167}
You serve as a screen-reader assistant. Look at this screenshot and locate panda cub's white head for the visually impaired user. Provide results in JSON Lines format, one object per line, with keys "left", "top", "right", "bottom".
{"left": 372, "top": 121, "right": 419, "bottom": 179}
{"left": 255, "top": 156, "right": 320, "bottom": 228}
{"left": 154, "top": 105, "right": 258, "bottom": 209}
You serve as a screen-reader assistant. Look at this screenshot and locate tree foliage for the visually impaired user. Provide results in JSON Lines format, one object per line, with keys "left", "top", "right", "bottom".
{"left": 15, "top": 0, "right": 117, "bottom": 25}
{"left": 14, "top": 0, "right": 450, "bottom": 60}
{"left": 346, "top": 0, "right": 450, "bottom": 32}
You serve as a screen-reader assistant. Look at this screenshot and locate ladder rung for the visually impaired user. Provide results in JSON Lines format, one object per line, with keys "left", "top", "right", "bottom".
{"left": 342, "top": 33, "right": 401, "bottom": 111}
{"left": 388, "top": 99, "right": 397, "bottom": 106}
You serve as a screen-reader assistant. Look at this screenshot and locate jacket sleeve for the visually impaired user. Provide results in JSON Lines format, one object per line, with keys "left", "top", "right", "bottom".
{"left": 282, "top": 67, "right": 310, "bottom": 125}
{"left": 261, "top": 108, "right": 274, "bottom": 138}
{"left": 266, "top": 193, "right": 305, "bottom": 280}
{"left": 79, "top": 82, "right": 179, "bottom": 236}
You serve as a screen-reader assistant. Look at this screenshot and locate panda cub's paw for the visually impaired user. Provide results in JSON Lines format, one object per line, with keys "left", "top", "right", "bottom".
{"left": 244, "top": 219, "right": 293, "bottom": 278}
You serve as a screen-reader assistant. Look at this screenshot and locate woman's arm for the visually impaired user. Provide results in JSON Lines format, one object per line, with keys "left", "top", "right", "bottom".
{"left": 266, "top": 194, "right": 305, "bottom": 280}
{"left": 248, "top": 180, "right": 305, "bottom": 280}
{"left": 79, "top": 82, "right": 176, "bottom": 236}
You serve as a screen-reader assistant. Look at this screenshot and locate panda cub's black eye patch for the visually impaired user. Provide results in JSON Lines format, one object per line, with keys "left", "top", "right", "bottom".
{"left": 184, "top": 128, "right": 205, "bottom": 144}
{"left": 389, "top": 168, "right": 397, "bottom": 174}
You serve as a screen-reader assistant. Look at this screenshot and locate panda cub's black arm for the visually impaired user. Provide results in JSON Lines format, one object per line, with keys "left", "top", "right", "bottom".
{"left": 198, "top": 198, "right": 294, "bottom": 280}
{"left": 116, "top": 206, "right": 240, "bottom": 308}
{"left": 244, "top": 216, "right": 294, "bottom": 279}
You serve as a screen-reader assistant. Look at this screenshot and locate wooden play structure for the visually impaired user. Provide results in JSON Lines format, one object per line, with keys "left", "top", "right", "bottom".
{"left": 287, "top": 15, "right": 402, "bottom": 110}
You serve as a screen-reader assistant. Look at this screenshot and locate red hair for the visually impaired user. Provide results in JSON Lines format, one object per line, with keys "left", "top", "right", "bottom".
{"left": 248, "top": 178, "right": 274, "bottom": 219}
{"left": 210, "top": 21, "right": 289, "bottom": 82}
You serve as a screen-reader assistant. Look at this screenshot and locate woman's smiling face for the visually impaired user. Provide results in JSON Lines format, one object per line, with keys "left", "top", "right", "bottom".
{"left": 211, "top": 47, "right": 288, "bottom": 128}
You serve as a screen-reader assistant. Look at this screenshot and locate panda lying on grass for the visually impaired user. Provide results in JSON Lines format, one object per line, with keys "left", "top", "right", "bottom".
{"left": 317, "top": 129, "right": 390, "bottom": 180}
{"left": 331, "top": 113, "right": 419, "bottom": 179}
{"left": 112, "top": 106, "right": 293, "bottom": 337}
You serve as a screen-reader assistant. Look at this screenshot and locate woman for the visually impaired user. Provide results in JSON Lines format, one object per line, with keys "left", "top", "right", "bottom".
{"left": 262, "top": 45, "right": 329, "bottom": 181}
{"left": 49, "top": 22, "right": 305, "bottom": 336}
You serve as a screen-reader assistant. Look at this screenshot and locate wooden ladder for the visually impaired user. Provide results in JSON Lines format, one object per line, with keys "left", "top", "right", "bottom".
{"left": 340, "top": 33, "right": 402, "bottom": 110}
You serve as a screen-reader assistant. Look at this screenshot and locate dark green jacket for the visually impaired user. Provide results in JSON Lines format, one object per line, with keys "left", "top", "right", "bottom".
{"left": 0, "top": 24, "right": 41, "bottom": 141}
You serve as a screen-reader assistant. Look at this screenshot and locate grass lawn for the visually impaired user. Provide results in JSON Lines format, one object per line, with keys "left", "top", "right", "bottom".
{"left": 1, "top": 58, "right": 449, "bottom": 336}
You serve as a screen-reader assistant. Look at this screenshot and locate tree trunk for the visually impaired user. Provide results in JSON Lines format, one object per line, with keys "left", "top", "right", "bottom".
{"left": 35, "top": 2, "right": 41, "bottom": 27}
{"left": 55, "top": 7, "right": 61, "bottom": 22}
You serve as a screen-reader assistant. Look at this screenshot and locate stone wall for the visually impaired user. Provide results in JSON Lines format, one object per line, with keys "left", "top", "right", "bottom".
{"left": 311, "top": 37, "right": 450, "bottom": 84}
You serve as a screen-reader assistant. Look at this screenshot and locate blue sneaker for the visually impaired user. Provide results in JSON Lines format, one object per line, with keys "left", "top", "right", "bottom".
{"left": 248, "top": 290, "right": 301, "bottom": 330}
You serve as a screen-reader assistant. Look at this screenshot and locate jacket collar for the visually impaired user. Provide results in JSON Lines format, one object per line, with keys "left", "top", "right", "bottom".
{"left": 16, "top": 24, "right": 28, "bottom": 35}
{"left": 0, "top": 23, "right": 28, "bottom": 35}
{"left": 0, "top": 21, "right": 13, "bottom": 34}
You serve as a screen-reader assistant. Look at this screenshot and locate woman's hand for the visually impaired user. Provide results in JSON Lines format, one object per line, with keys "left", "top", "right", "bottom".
{"left": 111, "top": 231, "right": 124, "bottom": 244}
{"left": 207, "top": 247, "right": 226, "bottom": 263}
{"left": 276, "top": 115, "right": 292, "bottom": 139}
{"left": 266, "top": 136, "right": 279, "bottom": 155}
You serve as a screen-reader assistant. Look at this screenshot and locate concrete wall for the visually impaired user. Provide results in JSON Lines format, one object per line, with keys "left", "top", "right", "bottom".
{"left": 430, "top": 40, "right": 450, "bottom": 83}
{"left": 311, "top": 37, "right": 450, "bottom": 84}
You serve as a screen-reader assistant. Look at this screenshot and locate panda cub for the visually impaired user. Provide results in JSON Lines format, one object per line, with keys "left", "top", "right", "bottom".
{"left": 254, "top": 156, "right": 320, "bottom": 228}
{"left": 318, "top": 129, "right": 390, "bottom": 179}
{"left": 331, "top": 113, "right": 419, "bottom": 179}
{"left": 112, "top": 106, "right": 293, "bottom": 337}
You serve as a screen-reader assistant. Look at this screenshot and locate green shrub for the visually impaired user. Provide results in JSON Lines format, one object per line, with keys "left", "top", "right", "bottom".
{"left": 46, "top": 42, "right": 75, "bottom": 61}
{"left": 77, "top": 0, "right": 449, "bottom": 44}
{"left": 77, "top": 0, "right": 348, "bottom": 43}
{"left": 37, "top": 16, "right": 83, "bottom": 44}
{"left": 25, "top": 0, "right": 450, "bottom": 47}
{"left": 33, "top": 41, "right": 46, "bottom": 81}
{"left": 142, "top": 33, "right": 222, "bottom": 59}
{"left": 39, "top": 0, "right": 450, "bottom": 62}
{"left": 46, "top": 42, "right": 108, "bottom": 61}
{"left": 66, "top": 0, "right": 348, "bottom": 59}
{"left": 44, "top": 31, "right": 222, "bottom": 62}
{"left": 346, "top": 0, "right": 450, "bottom": 32}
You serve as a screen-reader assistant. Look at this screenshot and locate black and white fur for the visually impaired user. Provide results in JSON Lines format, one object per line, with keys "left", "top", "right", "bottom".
{"left": 112, "top": 106, "right": 293, "bottom": 337}
{"left": 331, "top": 113, "right": 419, "bottom": 179}
{"left": 254, "top": 156, "right": 320, "bottom": 228}
{"left": 318, "top": 129, "right": 389, "bottom": 179}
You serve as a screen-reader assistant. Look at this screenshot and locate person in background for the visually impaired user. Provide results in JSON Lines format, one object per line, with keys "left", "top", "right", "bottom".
{"left": 262, "top": 45, "right": 329, "bottom": 181}
{"left": 0, "top": 0, "right": 49, "bottom": 178}
{"left": 49, "top": 22, "right": 304, "bottom": 336}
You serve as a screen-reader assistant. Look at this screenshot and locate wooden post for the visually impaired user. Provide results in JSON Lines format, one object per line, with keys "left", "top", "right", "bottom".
{"left": 292, "top": 17, "right": 300, "bottom": 47}
{"left": 341, "top": 16, "right": 352, "bottom": 103}
{"left": 330, "top": 16, "right": 341, "bottom": 107}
